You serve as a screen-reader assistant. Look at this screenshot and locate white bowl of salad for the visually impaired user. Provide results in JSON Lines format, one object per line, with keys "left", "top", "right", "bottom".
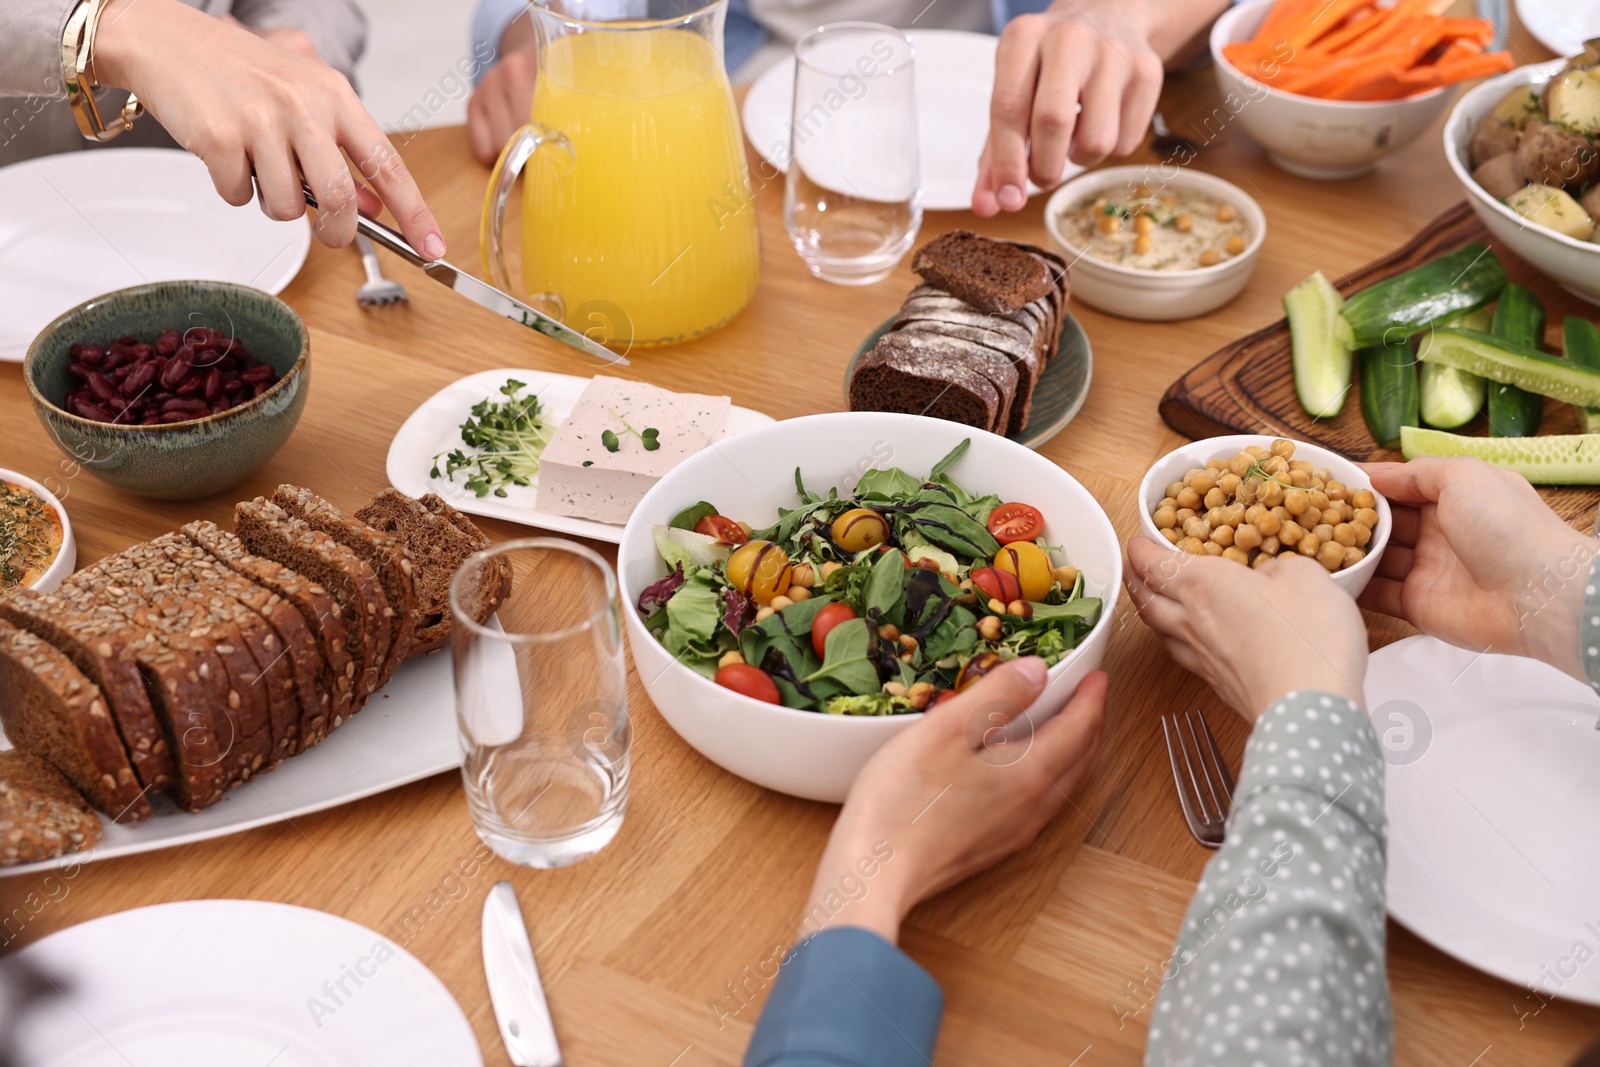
{"left": 617, "top": 412, "right": 1122, "bottom": 803}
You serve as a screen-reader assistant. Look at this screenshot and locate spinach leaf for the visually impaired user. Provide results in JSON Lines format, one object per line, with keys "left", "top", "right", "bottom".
{"left": 894, "top": 492, "right": 1000, "bottom": 559}
{"left": 921, "top": 603, "right": 978, "bottom": 662}
{"left": 864, "top": 548, "right": 907, "bottom": 624}
{"left": 855, "top": 466, "right": 923, "bottom": 500}
{"left": 1026, "top": 597, "right": 1102, "bottom": 623}
{"left": 928, "top": 439, "right": 971, "bottom": 483}
{"left": 668, "top": 501, "right": 719, "bottom": 531}
{"left": 964, "top": 493, "right": 1001, "bottom": 526}
{"left": 802, "top": 618, "right": 881, "bottom": 694}
{"left": 738, "top": 597, "right": 834, "bottom": 685}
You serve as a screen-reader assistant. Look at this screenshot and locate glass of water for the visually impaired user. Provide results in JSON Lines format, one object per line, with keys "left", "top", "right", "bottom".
{"left": 785, "top": 22, "right": 921, "bottom": 285}
{"left": 451, "top": 538, "right": 629, "bottom": 868}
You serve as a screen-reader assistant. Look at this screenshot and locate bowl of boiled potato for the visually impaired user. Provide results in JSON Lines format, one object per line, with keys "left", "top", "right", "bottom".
{"left": 1137, "top": 435, "right": 1391, "bottom": 598}
{"left": 1448, "top": 52, "right": 1600, "bottom": 305}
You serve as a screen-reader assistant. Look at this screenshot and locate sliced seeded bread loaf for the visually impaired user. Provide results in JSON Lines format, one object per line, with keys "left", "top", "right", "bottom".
{"left": 0, "top": 589, "right": 174, "bottom": 794}
{"left": 891, "top": 322, "right": 1035, "bottom": 435}
{"left": 850, "top": 332, "right": 1004, "bottom": 432}
{"left": 234, "top": 499, "right": 388, "bottom": 705}
{"left": 421, "top": 494, "right": 512, "bottom": 632}
{"left": 0, "top": 620, "right": 150, "bottom": 822}
{"left": 354, "top": 489, "right": 504, "bottom": 654}
{"left": 272, "top": 487, "right": 414, "bottom": 687}
{"left": 0, "top": 749, "right": 102, "bottom": 865}
{"left": 911, "top": 230, "right": 1055, "bottom": 313}
{"left": 182, "top": 521, "right": 354, "bottom": 745}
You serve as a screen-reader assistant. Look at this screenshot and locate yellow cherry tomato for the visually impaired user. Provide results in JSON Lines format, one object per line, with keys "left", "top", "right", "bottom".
{"left": 992, "top": 541, "right": 1053, "bottom": 602}
{"left": 726, "top": 540, "right": 792, "bottom": 605}
{"left": 831, "top": 508, "right": 890, "bottom": 553}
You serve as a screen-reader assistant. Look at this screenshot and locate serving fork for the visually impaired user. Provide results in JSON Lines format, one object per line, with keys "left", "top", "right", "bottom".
{"left": 1162, "top": 710, "right": 1235, "bottom": 848}
{"left": 353, "top": 234, "right": 408, "bottom": 308}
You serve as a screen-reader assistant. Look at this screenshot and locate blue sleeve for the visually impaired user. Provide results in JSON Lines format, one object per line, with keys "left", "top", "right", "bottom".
{"left": 1146, "top": 691, "right": 1392, "bottom": 1066}
{"left": 470, "top": 0, "right": 527, "bottom": 83}
{"left": 743, "top": 927, "right": 943, "bottom": 1067}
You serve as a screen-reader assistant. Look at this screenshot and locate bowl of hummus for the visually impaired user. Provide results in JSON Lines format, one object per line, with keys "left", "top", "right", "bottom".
{"left": 1045, "top": 166, "right": 1266, "bottom": 321}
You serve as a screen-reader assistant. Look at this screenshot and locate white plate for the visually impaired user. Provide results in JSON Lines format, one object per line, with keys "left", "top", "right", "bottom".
{"left": 741, "top": 29, "right": 1082, "bottom": 212}
{"left": 0, "top": 148, "right": 311, "bottom": 362}
{"left": 1517, "top": 0, "right": 1600, "bottom": 58}
{"left": 0, "top": 650, "right": 459, "bottom": 878}
{"left": 387, "top": 367, "right": 775, "bottom": 544}
{"left": 1373, "top": 635, "right": 1600, "bottom": 1004}
{"left": 5, "top": 900, "right": 482, "bottom": 1066}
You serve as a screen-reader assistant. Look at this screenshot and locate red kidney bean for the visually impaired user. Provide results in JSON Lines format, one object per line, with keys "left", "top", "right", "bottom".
{"left": 176, "top": 374, "right": 204, "bottom": 397}
{"left": 161, "top": 397, "right": 208, "bottom": 414}
{"left": 160, "top": 348, "right": 193, "bottom": 389}
{"left": 85, "top": 370, "right": 115, "bottom": 403}
{"left": 74, "top": 399, "right": 112, "bottom": 420}
{"left": 101, "top": 349, "right": 125, "bottom": 371}
{"left": 202, "top": 366, "right": 221, "bottom": 402}
{"left": 64, "top": 328, "right": 273, "bottom": 425}
{"left": 222, "top": 378, "right": 244, "bottom": 396}
{"left": 158, "top": 411, "right": 193, "bottom": 423}
{"left": 120, "top": 360, "right": 157, "bottom": 397}
{"left": 68, "top": 361, "right": 92, "bottom": 379}
{"left": 71, "top": 344, "right": 106, "bottom": 365}
{"left": 155, "top": 329, "right": 180, "bottom": 356}
{"left": 240, "top": 364, "right": 274, "bottom": 384}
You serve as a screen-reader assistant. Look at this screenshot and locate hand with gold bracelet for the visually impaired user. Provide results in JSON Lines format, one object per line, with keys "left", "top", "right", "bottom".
{"left": 75, "top": 0, "right": 445, "bottom": 257}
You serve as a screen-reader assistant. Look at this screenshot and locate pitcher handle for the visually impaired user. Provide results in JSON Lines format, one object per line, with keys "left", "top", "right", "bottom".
{"left": 480, "top": 123, "right": 574, "bottom": 309}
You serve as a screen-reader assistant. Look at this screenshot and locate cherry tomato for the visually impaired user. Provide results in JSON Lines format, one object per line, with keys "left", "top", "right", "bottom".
{"left": 955, "top": 651, "right": 1005, "bottom": 691}
{"left": 726, "top": 540, "right": 792, "bottom": 605}
{"left": 810, "top": 602, "right": 859, "bottom": 658}
{"left": 715, "top": 663, "right": 781, "bottom": 703}
{"left": 993, "top": 541, "right": 1053, "bottom": 602}
{"left": 831, "top": 508, "right": 890, "bottom": 553}
{"left": 970, "top": 566, "right": 1023, "bottom": 604}
{"left": 987, "top": 502, "right": 1045, "bottom": 544}
{"left": 694, "top": 514, "right": 749, "bottom": 546}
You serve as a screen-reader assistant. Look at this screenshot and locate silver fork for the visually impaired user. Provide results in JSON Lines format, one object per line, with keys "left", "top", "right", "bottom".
{"left": 1162, "top": 710, "right": 1236, "bottom": 848}
{"left": 354, "top": 234, "right": 408, "bottom": 308}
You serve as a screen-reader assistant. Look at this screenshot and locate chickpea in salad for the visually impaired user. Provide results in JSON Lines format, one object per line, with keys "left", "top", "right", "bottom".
{"left": 635, "top": 440, "right": 1102, "bottom": 715}
{"left": 1064, "top": 183, "right": 1249, "bottom": 271}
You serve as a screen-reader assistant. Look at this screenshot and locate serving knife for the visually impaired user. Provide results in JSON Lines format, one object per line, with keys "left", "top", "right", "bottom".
{"left": 482, "top": 880, "right": 563, "bottom": 1067}
{"left": 301, "top": 186, "right": 628, "bottom": 366}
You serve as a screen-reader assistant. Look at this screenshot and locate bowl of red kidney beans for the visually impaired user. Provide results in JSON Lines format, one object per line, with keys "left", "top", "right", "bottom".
{"left": 24, "top": 280, "right": 309, "bottom": 501}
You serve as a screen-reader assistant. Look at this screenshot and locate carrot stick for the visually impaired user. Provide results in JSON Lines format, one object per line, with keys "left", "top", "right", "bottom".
{"left": 1315, "top": 3, "right": 1404, "bottom": 56}
{"left": 1398, "top": 51, "right": 1513, "bottom": 91}
{"left": 1436, "top": 17, "right": 1494, "bottom": 48}
{"left": 1276, "top": 46, "right": 1412, "bottom": 95}
{"left": 1286, "top": 0, "right": 1378, "bottom": 50}
{"left": 1254, "top": 0, "right": 1314, "bottom": 41}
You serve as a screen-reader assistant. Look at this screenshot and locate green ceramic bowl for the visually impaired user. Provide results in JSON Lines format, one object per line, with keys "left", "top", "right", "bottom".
{"left": 24, "top": 281, "right": 309, "bottom": 502}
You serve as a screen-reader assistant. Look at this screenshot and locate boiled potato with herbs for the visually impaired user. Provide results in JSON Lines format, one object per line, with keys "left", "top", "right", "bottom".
{"left": 1545, "top": 68, "right": 1600, "bottom": 136}
{"left": 1470, "top": 114, "right": 1520, "bottom": 169}
{"left": 1515, "top": 120, "right": 1599, "bottom": 189}
{"left": 1472, "top": 153, "right": 1527, "bottom": 200}
{"left": 1507, "top": 183, "right": 1596, "bottom": 240}
{"left": 1491, "top": 85, "right": 1543, "bottom": 129}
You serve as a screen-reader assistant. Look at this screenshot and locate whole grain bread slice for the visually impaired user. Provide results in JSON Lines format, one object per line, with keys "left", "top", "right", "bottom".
{"left": 891, "top": 322, "right": 1032, "bottom": 435}
{"left": 911, "top": 230, "right": 1054, "bottom": 313}
{"left": 272, "top": 487, "right": 414, "bottom": 688}
{"left": 0, "top": 589, "right": 174, "bottom": 794}
{"left": 0, "top": 749, "right": 103, "bottom": 866}
{"left": 182, "top": 520, "right": 352, "bottom": 745}
{"left": 354, "top": 489, "right": 502, "bottom": 655}
{"left": 849, "top": 332, "right": 1003, "bottom": 432}
{"left": 0, "top": 620, "right": 150, "bottom": 822}
{"left": 235, "top": 499, "right": 387, "bottom": 706}
{"left": 420, "top": 494, "right": 511, "bottom": 635}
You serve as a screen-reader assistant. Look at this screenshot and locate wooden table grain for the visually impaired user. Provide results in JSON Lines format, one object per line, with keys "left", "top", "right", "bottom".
{"left": 3, "top": 25, "right": 1597, "bottom": 1067}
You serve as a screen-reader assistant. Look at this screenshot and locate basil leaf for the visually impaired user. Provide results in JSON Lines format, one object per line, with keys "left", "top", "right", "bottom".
{"left": 921, "top": 603, "right": 978, "bottom": 663}
{"left": 900, "top": 498, "right": 1000, "bottom": 559}
{"left": 668, "top": 501, "right": 719, "bottom": 531}
{"left": 802, "top": 618, "right": 881, "bottom": 694}
{"left": 854, "top": 466, "right": 923, "bottom": 500}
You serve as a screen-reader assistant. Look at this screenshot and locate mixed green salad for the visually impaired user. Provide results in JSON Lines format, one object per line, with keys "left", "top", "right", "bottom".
{"left": 636, "top": 440, "right": 1102, "bottom": 715}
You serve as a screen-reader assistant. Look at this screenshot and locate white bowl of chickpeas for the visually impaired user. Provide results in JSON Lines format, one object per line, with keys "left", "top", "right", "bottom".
{"left": 1138, "top": 435, "right": 1390, "bottom": 597}
{"left": 1044, "top": 165, "right": 1266, "bottom": 322}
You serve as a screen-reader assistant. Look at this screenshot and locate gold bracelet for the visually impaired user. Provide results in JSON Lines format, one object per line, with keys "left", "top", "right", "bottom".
{"left": 62, "top": 0, "right": 144, "bottom": 142}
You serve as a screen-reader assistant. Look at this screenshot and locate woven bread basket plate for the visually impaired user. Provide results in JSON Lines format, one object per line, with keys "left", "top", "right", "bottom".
{"left": 845, "top": 310, "right": 1093, "bottom": 450}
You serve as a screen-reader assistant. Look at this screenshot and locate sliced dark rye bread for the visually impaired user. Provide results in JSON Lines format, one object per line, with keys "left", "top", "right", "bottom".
{"left": 31, "top": 587, "right": 230, "bottom": 811}
{"left": 0, "top": 749, "right": 103, "bottom": 865}
{"left": 850, "top": 332, "right": 1003, "bottom": 432}
{"left": 354, "top": 489, "right": 504, "bottom": 655}
{"left": 234, "top": 499, "right": 388, "bottom": 705}
{"left": 0, "top": 620, "right": 150, "bottom": 822}
{"left": 134, "top": 535, "right": 316, "bottom": 763}
{"left": 421, "top": 493, "right": 512, "bottom": 627}
{"left": 891, "top": 322, "right": 1034, "bottom": 435}
{"left": 911, "top": 230, "right": 1054, "bottom": 313}
{"left": 62, "top": 560, "right": 272, "bottom": 788}
{"left": 272, "top": 487, "right": 414, "bottom": 687}
{"left": 182, "top": 521, "right": 353, "bottom": 745}
{"left": 0, "top": 589, "right": 175, "bottom": 794}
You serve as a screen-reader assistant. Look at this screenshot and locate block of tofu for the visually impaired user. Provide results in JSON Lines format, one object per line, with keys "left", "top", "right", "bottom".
{"left": 538, "top": 376, "right": 731, "bottom": 526}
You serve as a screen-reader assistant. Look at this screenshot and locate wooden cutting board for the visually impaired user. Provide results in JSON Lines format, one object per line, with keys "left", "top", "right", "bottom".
{"left": 1160, "top": 201, "right": 1600, "bottom": 529}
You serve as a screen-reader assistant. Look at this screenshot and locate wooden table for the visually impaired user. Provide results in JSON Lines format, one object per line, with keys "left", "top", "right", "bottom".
{"left": 4, "top": 24, "right": 1597, "bottom": 1066}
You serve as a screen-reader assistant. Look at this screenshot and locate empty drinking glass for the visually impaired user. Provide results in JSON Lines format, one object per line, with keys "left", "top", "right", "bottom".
{"left": 784, "top": 23, "right": 921, "bottom": 285}
{"left": 451, "top": 538, "right": 629, "bottom": 868}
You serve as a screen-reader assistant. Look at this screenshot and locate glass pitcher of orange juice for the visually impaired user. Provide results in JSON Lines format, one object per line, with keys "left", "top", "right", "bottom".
{"left": 481, "top": 0, "right": 760, "bottom": 349}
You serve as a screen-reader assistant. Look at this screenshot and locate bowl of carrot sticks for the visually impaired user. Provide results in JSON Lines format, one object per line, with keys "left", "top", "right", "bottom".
{"left": 1209, "top": 0, "right": 1513, "bottom": 180}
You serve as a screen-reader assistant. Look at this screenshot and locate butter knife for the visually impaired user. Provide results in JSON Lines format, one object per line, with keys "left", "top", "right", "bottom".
{"left": 301, "top": 186, "right": 628, "bottom": 366}
{"left": 482, "top": 881, "right": 563, "bottom": 1067}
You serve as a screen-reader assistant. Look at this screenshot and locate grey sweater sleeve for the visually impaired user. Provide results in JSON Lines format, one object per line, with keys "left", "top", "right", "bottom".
{"left": 0, "top": 0, "right": 78, "bottom": 99}
{"left": 1579, "top": 554, "right": 1600, "bottom": 694}
{"left": 227, "top": 0, "right": 367, "bottom": 79}
{"left": 1145, "top": 691, "right": 1392, "bottom": 1067}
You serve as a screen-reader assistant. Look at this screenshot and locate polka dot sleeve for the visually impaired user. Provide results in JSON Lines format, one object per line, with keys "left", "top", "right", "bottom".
{"left": 1581, "top": 556, "right": 1600, "bottom": 696}
{"left": 1144, "top": 692, "right": 1391, "bottom": 1067}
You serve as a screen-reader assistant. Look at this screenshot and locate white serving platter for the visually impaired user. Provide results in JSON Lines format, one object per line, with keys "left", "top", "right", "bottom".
{"left": 386, "top": 367, "right": 775, "bottom": 544}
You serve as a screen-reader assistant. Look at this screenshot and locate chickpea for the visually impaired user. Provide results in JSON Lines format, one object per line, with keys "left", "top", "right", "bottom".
{"left": 1247, "top": 446, "right": 1270, "bottom": 461}
{"left": 1134, "top": 214, "right": 1156, "bottom": 235}
{"left": 1006, "top": 600, "right": 1031, "bottom": 617}
{"left": 1220, "top": 503, "right": 1246, "bottom": 527}
{"left": 1317, "top": 540, "right": 1347, "bottom": 572}
{"left": 899, "top": 633, "right": 920, "bottom": 653}
{"left": 1261, "top": 455, "right": 1288, "bottom": 476}
{"left": 1308, "top": 490, "right": 1331, "bottom": 511}
{"left": 1253, "top": 552, "right": 1274, "bottom": 569}
{"left": 1055, "top": 565, "right": 1079, "bottom": 589}
{"left": 1254, "top": 511, "right": 1282, "bottom": 537}
{"left": 1134, "top": 183, "right": 1153, "bottom": 199}
{"left": 1269, "top": 438, "right": 1294, "bottom": 459}
{"left": 1202, "top": 541, "right": 1225, "bottom": 556}
{"left": 1166, "top": 481, "right": 1186, "bottom": 499}
{"left": 821, "top": 561, "right": 844, "bottom": 580}
{"left": 1229, "top": 454, "right": 1254, "bottom": 478}
{"left": 1097, "top": 213, "right": 1122, "bottom": 234}
{"left": 789, "top": 562, "right": 815, "bottom": 588}
{"left": 1183, "top": 517, "right": 1212, "bottom": 540}
{"left": 1332, "top": 523, "right": 1357, "bottom": 547}
{"left": 877, "top": 622, "right": 900, "bottom": 641}
{"left": 1190, "top": 471, "right": 1218, "bottom": 495}
{"left": 1204, "top": 487, "right": 1228, "bottom": 510}
{"left": 1153, "top": 505, "right": 1178, "bottom": 530}
{"left": 1175, "top": 214, "right": 1194, "bottom": 233}
{"left": 1320, "top": 507, "right": 1342, "bottom": 527}
{"left": 1336, "top": 501, "right": 1355, "bottom": 523}
{"left": 1236, "top": 481, "right": 1258, "bottom": 505}
{"left": 1216, "top": 203, "right": 1238, "bottom": 222}
{"left": 1260, "top": 535, "right": 1281, "bottom": 556}
{"left": 1211, "top": 524, "right": 1235, "bottom": 547}
{"left": 1354, "top": 507, "right": 1379, "bottom": 529}
{"left": 1245, "top": 503, "right": 1267, "bottom": 525}
{"left": 1217, "top": 472, "right": 1241, "bottom": 495}
{"left": 1351, "top": 521, "right": 1371, "bottom": 547}
{"left": 1325, "top": 480, "right": 1348, "bottom": 502}
{"left": 1281, "top": 489, "right": 1308, "bottom": 516}
{"left": 1225, "top": 235, "right": 1246, "bottom": 256}
{"left": 1179, "top": 536, "right": 1207, "bottom": 555}
{"left": 789, "top": 586, "right": 812, "bottom": 601}
{"left": 1204, "top": 506, "right": 1225, "bottom": 528}
{"left": 1234, "top": 523, "right": 1264, "bottom": 550}
{"left": 1298, "top": 532, "right": 1322, "bottom": 557}
{"left": 1352, "top": 488, "right": 1376, "bottom": 510}
{"left": 1289, "top": 469, "right": 1312, "bottom": 488}
{"left": 1312, "top": 523, "right": 1335, "bottom": 543}
{"left": 1175, "top": 508, "right": 1197, "bottom": 524}
{"left": 1343, "top": 546, "right": 1366, "bottom": 568}
{"left": 1289, "top": 459, "right": 1312, "bottom": 473}
{"left": 1260, "top": 481, "right": 1286, "bottom": 508}
{"left": 1176, "top": 487, "right": 1201, "bottom": 510}
{"left": 987, "top": 598, "right": 1007, "bottom": 615}
{"left": 1279, "top": 520, "right": 1304, "bottom": 546}
{"left": 718, "top": 650, "right": 745, "bottom": 668}
{"left": 1312, "top": 467, "right": 1330, "bottom": 482}
{"left": 1161, "top": 527, "right": 1182, "bottom": 544}
{"left": 1270, "top": 505, "right": 1292, "bottom": 523}
{"left": 882, "top": 681, "right": 909, "bottom": 697}
{"left": 1223, "top": 546, "right": 1250, "bottom": 566}
{"left": 1158, "top": 497, "right": 1178, "bottom": 510}
{"left": 1206, "top": 457, "right": 1229, "bottom": 471}
{"left": 1198, "top": 249, "right": 1221, "bottom": 267}
{"left": 769, "top": 594, "right": 794, "bottom": 611}
{"left": 756, "top": 606, "right": 776, "bottom": 622}
{"left": 1161, "top": 194, "right": 1177, "bottom": 205}
{"left": 909, "top": 682, "right": 937, "bottom": 710}
{"left": 1134, "top": 235, "right": 1154, "bottom": 255}
{"left": 976, "top": 614, "right": 1003, "bottom": 641}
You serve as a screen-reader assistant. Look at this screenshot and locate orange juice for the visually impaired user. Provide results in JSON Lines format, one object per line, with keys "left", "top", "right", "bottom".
{"left": 523, "top": 29, "right": 760, "bottom": 347}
